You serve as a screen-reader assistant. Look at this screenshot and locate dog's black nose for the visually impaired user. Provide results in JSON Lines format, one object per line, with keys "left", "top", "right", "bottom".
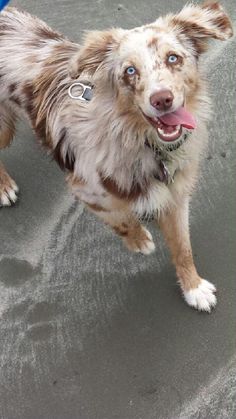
{"left": 150, "top": 89, "right": 174, "bottom": 111}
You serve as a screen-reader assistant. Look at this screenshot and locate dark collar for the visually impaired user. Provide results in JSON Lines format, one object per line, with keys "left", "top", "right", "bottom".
{"left": 144, "top": 132, "right": 191, "bottom": 184}
{"left": 145, "top": 132, "right": 190, "bottom": 153}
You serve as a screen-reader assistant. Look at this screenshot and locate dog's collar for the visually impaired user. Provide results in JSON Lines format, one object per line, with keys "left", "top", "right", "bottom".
{"left": 68, "top": 81, "right": 94, "bottom": 101}
{"left": 145, "top": 131, "right": 191, "bottom": 153}
{"left": 145, "top": 131, "right": 192, "bottom": 184}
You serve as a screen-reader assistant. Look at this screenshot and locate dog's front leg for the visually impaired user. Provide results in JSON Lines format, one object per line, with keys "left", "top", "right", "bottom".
{"left": 0, "top": 104, "right": 19, "bottom": 206}
{"left": 67, "top": 174, "right": 155, "bottom": 254}
{"left": 89, "top": 206, "right": 155, "bottom": 255}
{"left": 158, "top": 198, "right": 216, "bottom": 312}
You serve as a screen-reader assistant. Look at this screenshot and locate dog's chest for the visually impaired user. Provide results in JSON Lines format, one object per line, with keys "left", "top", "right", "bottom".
{"left": 136, "top": 142, "right": 184, "bottom": 186}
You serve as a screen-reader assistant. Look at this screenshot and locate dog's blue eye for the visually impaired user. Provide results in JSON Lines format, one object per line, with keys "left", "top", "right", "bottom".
{"left": 126, "top": 66, "right": 136, "bottom": 75}
{"left": 168, "top": 54, "right": 178, "bottom": 64}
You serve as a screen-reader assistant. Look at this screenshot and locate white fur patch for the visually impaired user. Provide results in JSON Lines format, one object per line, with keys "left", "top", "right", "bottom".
{"left": 0, "top": 192, "right": 11, "bottom": 206}
{"left": 183, "top": 279, "right": 217, "bottom": 312}
{"left": 140, "top": 228, "right": 156, "bottom": 255}
{"left": 125, "top": 227, "right": 155, "bottom": 255}
{"left": 7, "top": 188, "right": 18, "bottom": 203}
{"left": 0, "top": 183, "right": 19, "bottom": 207}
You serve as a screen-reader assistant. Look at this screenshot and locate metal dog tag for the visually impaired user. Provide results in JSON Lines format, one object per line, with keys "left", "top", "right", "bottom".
{"left": 154, "top": 160, "right": 174, "bottom": 184}
{"left": 68, "top": 82, "right": 93, "bottom": 101}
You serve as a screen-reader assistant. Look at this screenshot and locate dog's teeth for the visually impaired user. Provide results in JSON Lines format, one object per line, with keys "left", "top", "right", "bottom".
{"left": 157, "top": 125, "right": 180, "bottom": 138}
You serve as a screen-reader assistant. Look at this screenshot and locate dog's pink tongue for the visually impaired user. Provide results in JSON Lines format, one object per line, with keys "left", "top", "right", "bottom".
{"left": 159, "top": 107, "right": 196, "bottom": 129}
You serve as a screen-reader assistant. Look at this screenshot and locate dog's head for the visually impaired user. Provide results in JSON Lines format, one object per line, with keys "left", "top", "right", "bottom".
{"left": 70, "top": 1, "right": 233, "bottom": 143}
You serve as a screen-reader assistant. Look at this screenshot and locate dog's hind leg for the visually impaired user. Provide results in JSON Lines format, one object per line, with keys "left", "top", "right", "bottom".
{"left": 0, "top": 103, "right": 19, "bottom": 207}
{"left": 158, "top": 198, "right": 217, "bottom": 312}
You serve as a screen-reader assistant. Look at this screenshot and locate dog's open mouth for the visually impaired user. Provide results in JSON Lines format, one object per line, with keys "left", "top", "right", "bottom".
{"left": 144, "top": 107, "right": 196, "bottom": 143}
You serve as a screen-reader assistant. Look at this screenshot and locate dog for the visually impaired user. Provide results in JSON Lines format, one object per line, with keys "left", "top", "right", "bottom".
{"left": 0, "top": 3, "right": 233, "bottom": 311}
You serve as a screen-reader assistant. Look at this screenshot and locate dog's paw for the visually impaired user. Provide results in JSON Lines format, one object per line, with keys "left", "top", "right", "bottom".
{"left": 183, "top": 279, "right": 217, "bottom": 312}
{"left": 124, "top": 226, "right": 155, "bottom": 255}
{"left": 0, "top": 178, "right": 19, "bottom": 207}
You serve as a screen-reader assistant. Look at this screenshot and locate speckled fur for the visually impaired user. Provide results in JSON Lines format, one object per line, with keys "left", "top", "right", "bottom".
{"left": 0, "top": 4, "right": 233, "bottom": 310}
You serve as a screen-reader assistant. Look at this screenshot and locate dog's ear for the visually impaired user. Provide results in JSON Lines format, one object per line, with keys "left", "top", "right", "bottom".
{"left": 69, "top": 29, "right": 123, "bottom": 78}
{"left": 170, "top": 1, "right": 233, "bottom": 54}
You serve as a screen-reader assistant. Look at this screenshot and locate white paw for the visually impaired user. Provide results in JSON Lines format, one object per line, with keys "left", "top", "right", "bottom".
{"left": 0, "top": 182, "right": 19, "bottom": 207}
{"left": 124, "top": 227, "right": 155, "bottom": 255}
{"left": 183, "top": 279, "right": 217, "bottom": 312}
{"left": 139, "top": 228, "right": 155, "bottom": 255}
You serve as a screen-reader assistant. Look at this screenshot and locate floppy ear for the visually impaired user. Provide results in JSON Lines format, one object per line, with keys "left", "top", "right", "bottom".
{"left": 69, "top": 29, "right": 123, "bottom": 79}
{"left": 171, "top": 1, "right": 233, "bottom": 54}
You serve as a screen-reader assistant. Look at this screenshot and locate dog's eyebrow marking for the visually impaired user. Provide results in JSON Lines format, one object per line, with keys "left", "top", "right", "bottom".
{"left": 147, "top": 36, "right": 159, "bottom": 49}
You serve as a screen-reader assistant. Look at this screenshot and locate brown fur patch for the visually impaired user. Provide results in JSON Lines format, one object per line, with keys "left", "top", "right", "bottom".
{"left": 22, "top": 82, "right": 36, "bottom": 121}
{"left": 22, "top": 81, "right": 50, "bottom": 145}
{"left": 86, "top": 202, "right": 109, "bottom": 212}
{"left": 147, "top": 37, "right": 158, "bottom": 49}
{"left": 0, "top": 162, "right": 16, "bottom": 196}
{"left": 10, "top": 95, "right": 21, "bottom": 106}
{"left": 159, "top": 206, "right": 201, "bottom": 291}
{"left": 136, "top": 82, "right": 145, "bottom": 94}
{"left": 35, "top": 26, "right": 63, "bottom": 41}
{"left": 185, "top": 76, "right": 200, "bottom": 104}
{"left": 121, "top": 223, "right": 153, "bottom": 252}
{"left": 0, "top": 128, "right": 14, "bottom": 149}
{"left": 173, "top": 19, "right": 215, "bottom": 39}
{"left": 213, "top": 14, "right": 233, "bottom": 35}
{"left": 100, "top": 174, "right": 149, "bottom": 201}
{"left": 22, "top": 43, "right": 78, "bottom": 151}
{"left": 166, "top": 53, "right": 183, "bottom": 70}
{"left": 113, "top": 225, "right": 128, "bottom": 236}
{"left": 53, "top": 128, "right": 75, "bottom": 171}
{"left": 9, "top": 83, "right": 17, "bottom": 94}
{"left": 123, "top": 73, "right": 136, "bottom": 90}
{"left": 172, "top": 5, "right": 233, "bottom": 53}
{"left": 97, "top": 207, "right": 153, "bottom": 253}
{"left": 66, "top": 173, "right": 86, "bottom": 188}
{"left": 152, "top": 59, "right": 160, "bottom": 70}
{"left": 202, "top": 1, "right": 222, "bottom": 11}
{"left": 122, "top": 67, "right": 140, "bottom": 91}
{"left": 0, "top": 114, "right": 15, "bottom": 149}
{"left": 191, "top": 39, "right": 208, "bottom": 55}
{"left": 0, "top": 23, "right": 14, "bottom": 33}
{"left": 70, "top": 30, "right": 119, "bottom": 78}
